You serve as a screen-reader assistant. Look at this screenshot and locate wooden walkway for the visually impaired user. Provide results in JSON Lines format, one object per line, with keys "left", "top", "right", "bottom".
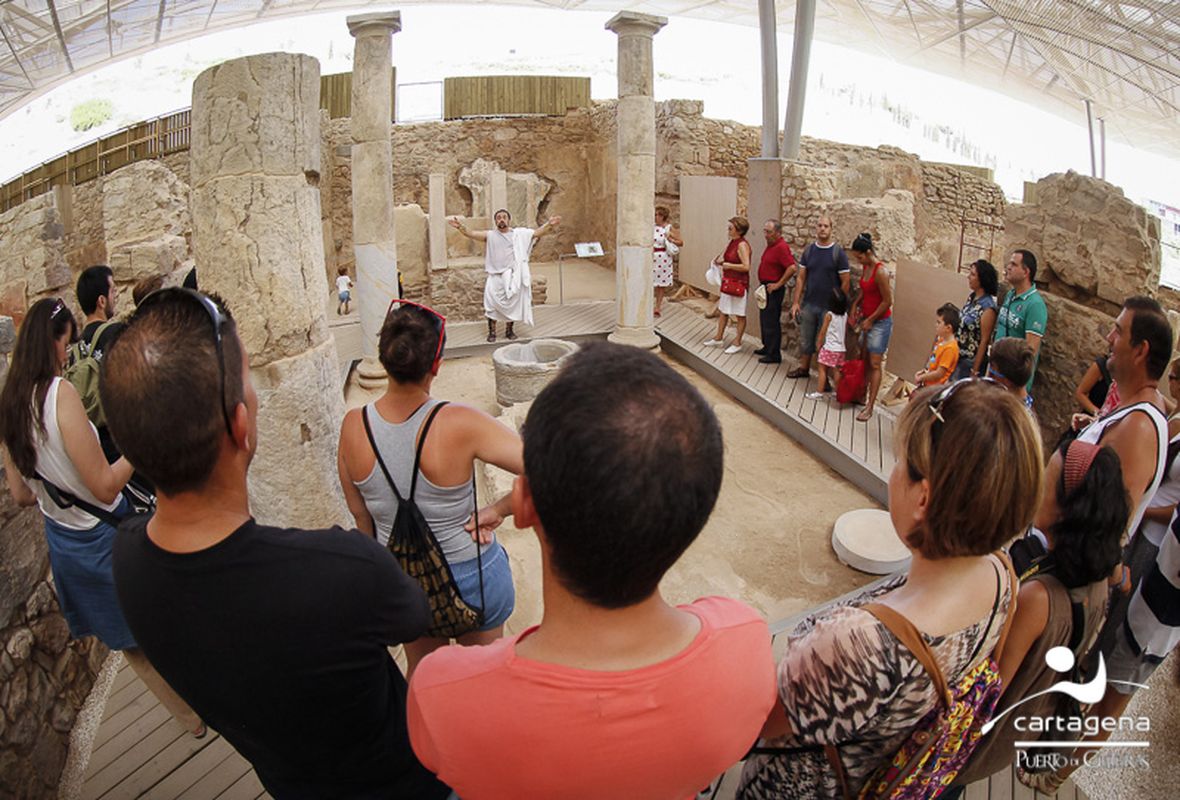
{"left": 80, "top": 656, "right": 269, "bottom": 800}
{"left": 655, "top": 303, "right": 895, "bottom": 505}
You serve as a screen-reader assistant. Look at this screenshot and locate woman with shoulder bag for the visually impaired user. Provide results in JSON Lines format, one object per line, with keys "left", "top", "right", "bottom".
{"left": 703, "top": 216, "right": 752, "bottom": 355}
{"left": 739, "top": 380, "right": 1043, "bottom": 799}
{"left": 337, "top": 300, "right": 523, "bottom": 675}
{"left": 0, "top": 297, "right": 203, "bottom": 737}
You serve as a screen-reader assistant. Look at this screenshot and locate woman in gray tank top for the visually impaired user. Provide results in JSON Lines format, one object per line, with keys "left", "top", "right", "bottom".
{"left": 337, "top": 301, "right": 524, "bottom": 674}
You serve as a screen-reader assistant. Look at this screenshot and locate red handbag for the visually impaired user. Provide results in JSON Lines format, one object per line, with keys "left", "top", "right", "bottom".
{"left": 836, "top": 357, "right": 867, "bottom": 405}
{"left": 720, "top": 275, "right": 746, "bottom": 297}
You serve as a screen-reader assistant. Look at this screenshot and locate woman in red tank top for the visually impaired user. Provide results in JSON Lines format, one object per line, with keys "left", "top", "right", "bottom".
{"left": 850, "top": 233, "right": 893, "bottom": 422}
{"left": 704, "top": 216, "right": 752, "bottom": 355}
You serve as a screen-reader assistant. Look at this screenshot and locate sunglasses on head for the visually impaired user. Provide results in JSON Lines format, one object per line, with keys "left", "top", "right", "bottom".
{"left": 137, "top": 287, "right": 235, "bottom": 437}
{"left": 927, "top": 376, "right": 1004, "bottom": 424}
{"left": 385, "top": 299, "right": 447, "bottom": 363}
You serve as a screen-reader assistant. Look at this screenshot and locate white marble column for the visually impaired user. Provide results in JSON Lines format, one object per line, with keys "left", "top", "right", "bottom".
{"left": 606, "top": 11, "right": 666, "bottom": 350}
{"left": 347, "top": 11, "right": 401, "bottom": 388}
{"left": 190, "top": 53, "right": 348, "bottom": 529}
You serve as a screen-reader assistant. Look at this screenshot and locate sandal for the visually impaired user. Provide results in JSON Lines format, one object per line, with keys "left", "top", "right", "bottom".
{"left": 856, "top": 408, "right": 874, "bottom": 422}
{"left": 486, "top": 333, "right": 496, "bottom": 343}
{"left": 786, "top": 368, "right": 809, "bottom": 379}
{"left": 191, "top": 723, "right": 208, "bottom": 740}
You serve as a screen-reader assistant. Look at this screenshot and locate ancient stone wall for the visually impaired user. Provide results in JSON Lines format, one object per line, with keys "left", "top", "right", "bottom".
{"left": 0, "top": 319, "right": 106, "bottom": 798}
{"left": 1003, "top": 171, "right": 1162, "bottom": 317}
{"left": 63, "top": 180, "right": 106, "bottom": 270}
{"left": 0, "top": 193, "right": 70, "bottom": 324}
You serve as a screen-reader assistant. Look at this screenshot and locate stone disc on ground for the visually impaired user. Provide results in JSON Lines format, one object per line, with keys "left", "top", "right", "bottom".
{"left": 832, "top": 508, "right": 911, "bottom": 575}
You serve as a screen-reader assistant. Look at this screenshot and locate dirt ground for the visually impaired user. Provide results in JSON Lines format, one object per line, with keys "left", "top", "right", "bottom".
{"left": 345, "top": 348, "right": 881, "bottom": 637}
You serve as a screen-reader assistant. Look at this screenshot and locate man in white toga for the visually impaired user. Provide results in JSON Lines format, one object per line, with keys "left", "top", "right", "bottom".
{"left": 450, "top": 209, "right": 561, "bottom": 342}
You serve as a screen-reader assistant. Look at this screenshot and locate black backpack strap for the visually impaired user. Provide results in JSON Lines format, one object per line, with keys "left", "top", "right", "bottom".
{"left": 409, "top": 402, "right": 450, "bottom": 500}
{"left": 361, "top": 406, "right": 407, "bottom": 504}
{"left": 34, "top": 472, "right": 123, "bottom": 528}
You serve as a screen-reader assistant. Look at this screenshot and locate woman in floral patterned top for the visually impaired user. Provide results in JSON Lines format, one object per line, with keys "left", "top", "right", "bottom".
{"left": 738, "top": 381, "right": 1044, "bottom": 799}
{"left": 954, "top": 259, "right": 999, "bottom": 380}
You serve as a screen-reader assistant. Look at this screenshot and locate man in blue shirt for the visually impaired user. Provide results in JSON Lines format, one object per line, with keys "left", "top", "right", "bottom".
{"left": 788, "top": 216, "right": 851, "bottom": 379}
{"left": 993, "top": 249, "right": 1047, "bottom": 392}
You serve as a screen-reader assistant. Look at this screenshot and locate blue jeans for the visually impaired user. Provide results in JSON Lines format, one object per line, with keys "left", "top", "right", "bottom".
{"left": 864, "top": 316, "right": 893, "bottom": 354}
{"left": 798, "top": 303, "right": 825, "bottom": 355}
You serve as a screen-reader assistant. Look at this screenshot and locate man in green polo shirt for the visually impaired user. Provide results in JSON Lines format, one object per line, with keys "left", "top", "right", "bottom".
{"left": 993, "top": 249, "right": 1047, "bottom": 392}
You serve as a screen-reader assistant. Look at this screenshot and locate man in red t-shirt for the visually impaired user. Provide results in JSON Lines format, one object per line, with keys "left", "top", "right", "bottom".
{"left": 408, "top": 343, "right": 775, "bottom": 800}
{"left": 754, "top": 220, "right": 797, "bottom": 364}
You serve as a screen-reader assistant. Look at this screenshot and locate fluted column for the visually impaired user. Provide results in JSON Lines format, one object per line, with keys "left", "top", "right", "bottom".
{"left": 347, "top": 11, "right": 401, "bottom": 388}
{"left": 606, "top": 11, "right": 666, "bottom": 350}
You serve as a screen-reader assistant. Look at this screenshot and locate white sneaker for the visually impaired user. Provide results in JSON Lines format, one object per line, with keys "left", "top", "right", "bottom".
{"left": 703, "top": 338, "right": 724, "bottom": 347}
{"left": 723, "top": 344, "right": 742, "bottom": 354}
{"left": 805, "top": 391, "right": 828, "bottom": 400}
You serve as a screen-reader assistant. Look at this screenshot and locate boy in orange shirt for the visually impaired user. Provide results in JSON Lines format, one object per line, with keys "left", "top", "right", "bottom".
{"left": 915, "top": 303, "right": 961, "bottom": 387}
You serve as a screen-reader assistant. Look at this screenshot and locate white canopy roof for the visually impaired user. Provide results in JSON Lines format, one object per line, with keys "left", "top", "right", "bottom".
{"left": 2, "top": 1, "right": 1177, "bottom": 155}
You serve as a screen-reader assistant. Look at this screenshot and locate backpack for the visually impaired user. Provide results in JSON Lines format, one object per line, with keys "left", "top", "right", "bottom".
{"left": 361, "top": 402, "right": 485, "bottom": 639}
{"left": 63, "top": 319, "right": 118, "bottom": 429}
{"left": 851, "top": 554, "right": 1016, "bottom": 799}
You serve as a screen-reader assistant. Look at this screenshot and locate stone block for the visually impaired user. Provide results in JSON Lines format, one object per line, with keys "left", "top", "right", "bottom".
{"left": 29, "top": 615, "right": 70, "bottom": 656}
{"left": 191, "top": 175, "right": 329, "bottom": 364}
{"left": 102, "top": 160, "right": 191, "bottom": 250}
{"left": 248, "top": 338, "right": 348, "bottom": 529}
{"left": 617, "top": 96, "right": 656, "bottom": 156}
{"left": 349, "top": 32, "right": 395, "bottom": 142}
{"left": 0, "top": 283, "right": 26, "bottom": 326}
{"left": 395, "top": 204, "right": 428, "bottom": 288}
{"left": 1033, "top": 293, "right": 1116, "bottom": 446}
{"left": 190, "top": 53, "right": 322, "bottom": 187}
{"left": 615, "top": 153, "right": 656, "bottom": 245}
{"left": 826, "top": 190, "right": 917, "bottom": 262}
{"left": 0, "top": 316, "right": 14, "bottom": 354}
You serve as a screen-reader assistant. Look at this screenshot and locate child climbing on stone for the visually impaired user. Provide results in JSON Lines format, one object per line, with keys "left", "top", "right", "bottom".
{"left": 806, "top": 288, "right": 848, "bottom": 401}
{"left": 336, "top": 266, "right": 353, "bottom": 315}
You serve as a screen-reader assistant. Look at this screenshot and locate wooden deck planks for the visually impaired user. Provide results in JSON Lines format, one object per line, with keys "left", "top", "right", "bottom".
{"left": 656, "top": 303, "right": 892, "bottom": 504}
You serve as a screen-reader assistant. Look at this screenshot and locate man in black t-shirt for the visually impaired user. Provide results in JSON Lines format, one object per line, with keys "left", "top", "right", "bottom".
{"left": 788, "top": 217, "right": 851, "bottom": 379}
{"left": 102, "top": 288, "right": 446, "bottom": 799}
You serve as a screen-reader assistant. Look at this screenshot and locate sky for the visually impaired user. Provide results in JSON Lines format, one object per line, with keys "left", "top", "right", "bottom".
{"left": 2, "top": 4, "right": 1178, "bottom": 277}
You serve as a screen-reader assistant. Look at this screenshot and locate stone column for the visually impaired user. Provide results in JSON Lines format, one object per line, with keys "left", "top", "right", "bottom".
{"left": 606, "top": 11, "right": 666, "bottom": 350}
{"left": 190, "top": 53, "right": 349, "bottom": 529}
{"left": 347, "top": 11, "right": 401, "bottom": 389}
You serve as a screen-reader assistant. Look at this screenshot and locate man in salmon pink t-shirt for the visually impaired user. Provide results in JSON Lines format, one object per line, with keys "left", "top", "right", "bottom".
{"left": 408, "top": 343, "right": 776, "bottom": 800}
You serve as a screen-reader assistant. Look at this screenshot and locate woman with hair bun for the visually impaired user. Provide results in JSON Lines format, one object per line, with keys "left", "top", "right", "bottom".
{"left": 849, "top": 233, "right": 892, "bottom": 421}
{"left": 337, "top": 300, "right": 524, "bottom": 675}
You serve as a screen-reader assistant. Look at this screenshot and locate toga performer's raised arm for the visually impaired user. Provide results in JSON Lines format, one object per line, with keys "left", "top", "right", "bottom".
{"left": 450, "top": 210, "right": 561, "bottom": 342}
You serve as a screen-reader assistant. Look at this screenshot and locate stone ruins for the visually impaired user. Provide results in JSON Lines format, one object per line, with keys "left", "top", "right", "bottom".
{"left": 0, "top": 42, "right": 1173, "bottom": 794}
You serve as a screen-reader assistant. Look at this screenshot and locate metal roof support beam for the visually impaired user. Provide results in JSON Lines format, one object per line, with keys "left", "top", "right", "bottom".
{"left": 45, "top": 1, "right": 75, "bottom": 73}
{"left": 757, "top": 0, "right": 778, "bottom": 158}
{"left": 783, "top": 0, "right": 815, "bottom": 160}
{"left": 1084, "top": 98, "right": 1096, "bottom": 177}
{"left": 1099, "top": 115, "right": 1106, "bottom": 179}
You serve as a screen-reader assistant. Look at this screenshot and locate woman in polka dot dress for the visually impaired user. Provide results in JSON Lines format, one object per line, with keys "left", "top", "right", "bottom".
{"left": 653, "top": 205, "right": 683, "bottom": 317}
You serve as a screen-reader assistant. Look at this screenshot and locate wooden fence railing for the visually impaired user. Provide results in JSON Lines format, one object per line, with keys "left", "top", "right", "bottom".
{"left": 443, "top": 75, "right": 591, "bottom": 119}
{"left": 2, "top": 71, "right": 586, "bottom": 215}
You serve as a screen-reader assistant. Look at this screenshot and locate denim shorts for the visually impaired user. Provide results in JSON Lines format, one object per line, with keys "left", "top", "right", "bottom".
{"left": 338, "top": 290, "right": 351, "bottom": 303}
{"left": 799, "top": 303, "right": 824, "bottom": 355}
{"left": 451, "top": 539, "right": 515, "bottom": 631}
{"left": 864, "top": 316, "right": 893, "bottom": 354}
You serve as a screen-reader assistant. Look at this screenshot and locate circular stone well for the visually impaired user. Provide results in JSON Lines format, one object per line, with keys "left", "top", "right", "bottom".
{"left": 832, "top": 508, "right": 912, "bottom": 575}
{"left": 493, "top": 338, "right": 579, "bottom": 406}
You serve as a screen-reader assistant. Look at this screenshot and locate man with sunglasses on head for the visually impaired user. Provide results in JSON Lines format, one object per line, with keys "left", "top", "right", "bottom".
{"left": 101, "top": 289, "right": 448, "bottom": 800}
{"left": 449, "top": 208, "right": 561, "bottom": 342}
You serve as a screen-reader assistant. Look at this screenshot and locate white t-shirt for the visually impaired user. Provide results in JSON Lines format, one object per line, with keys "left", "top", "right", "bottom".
{"left": 1077, "top": 401, "right": 1169, "bottom": 537}
{"left": 336, "top": 275, "right": 351, "bottom": 293}
{"left": 824, "top": 312, "right": 847, "bottom": 352}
